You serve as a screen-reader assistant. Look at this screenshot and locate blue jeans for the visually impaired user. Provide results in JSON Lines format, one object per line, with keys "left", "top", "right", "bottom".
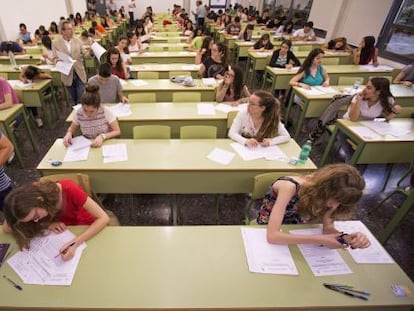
{"left": 67, "top": 71, "right": 85, "bottom": 105}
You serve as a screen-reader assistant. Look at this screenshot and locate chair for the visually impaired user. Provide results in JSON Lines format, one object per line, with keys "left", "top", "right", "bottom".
{"left": 296, "top": 45, "right": 313, "bottom": 52}
{"left": 137, "top": 71, "right": 159, "bottom": 79}
{"left": 39, "top": 173, "right": 120, "bottom": 226}
{"left": 244, "top": 172, "right": 299, "bottom": 223}
{"left": 169, "top": 46, "right": 184, "bottom": 52}
{"left": 172, "top": 92, "right": 201, "bottom": 102}
{"left": 148, "top": 46, "right": 163, "bottom": 52}
{"left": 179, "top": 125, "right": 217, "bottom": 139}
{"left": 128, "top": 93, "right": 156, "bottom": 102}
{"left": 322, "top": 57, "right": 340, "bottom": 65}
{"left": 337, "top": 76, "right": 364, "bottom": 85}
{"left": 227, "top": 111, "right": 238, "bottom": 133}
{"left": 133, "top": 125, "right": 171, "bottom": 139}
{"left": 167, "top": 39, "right": 180, "bottom": 44}
{"left": 0, "top": 72, "right": 8, "bottom": 79}
{"left": 169, "top": 71, "right": 191, "bottom": 78}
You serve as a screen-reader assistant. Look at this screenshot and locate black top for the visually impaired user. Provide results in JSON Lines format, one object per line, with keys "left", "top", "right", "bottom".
{"left": 202, "top": 57, "right": 225, "bottom": 78}
{"left": 268, "top": 49, "right": 301, "bottom": 68}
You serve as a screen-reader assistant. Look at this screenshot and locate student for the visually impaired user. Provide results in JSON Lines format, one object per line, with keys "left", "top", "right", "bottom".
{"left": 195, "top": 36, "right": 213, "bottom": 64}
{"left": 353, "top": 36, "right": 378, "bottom": 66}
{"left": 63, "top": 84, "right": 121, "bottom": 148}
{"left": 0, "top": 131, "right": 13, "bottom": 211}
{"left": 265, "top": 16, "right": 283, "bottom": 31}
{"left": 106, "top": 47, "right": 128, "bottom": 80}
{"left": 229, "top": 90, "right": 290, "bottom": 147}
{"left": 257, "top": 163, "right": 371, "bottom": 249}
{"left": 182, "top": 19, "right": 194, "bottom": 36}
{"left": 0, "top": 41, "right": 25, "bottom": 55}
{"left": 393, "top": 62, "right": 414, "bottom": 86}
{"left": 0, "top": 77, "right": 19, "bottom": 110}
{"left": 322, "top": 37, "right": 353, "bottom": 53}
{"left": 79, "top": 30, "right": 94, "bottom": 47}
{"left": 292, "top": 21, "right": 316, "bottom": 41}
{"left": 225, "top": 16, "right": 242, "bottom": 35}
{"left": 289, "top": 48, "right": 329, "bottom": 89}
{"left": 216, "top": 66, "right": 250, "bottom": 106}
{"left": 16, "top": 23, "right": 34, "bottom": 45}
{"left": 343, "top": 77, "right": 401, "bottom": 121}
{"left": 280, "top": 20, "right": 294, "bottom": 35}
{"left": 257, "top": 10, "right": 270, "bottom": 25}
{"left": 127, "top": 32, "right": 144, "bottom": 53}
{"left": 116, "top": 36, "right": 131, "bottom": 65}
{"left": 88, "top": 63, "right": 129, "bottom": 104}
{"left": 188, "top": 27, "right": 204, "bottom": 50}
{"left": 198, "top": 42, "right": 227, "bottom": 79}
{"left": 2, "top": 178, "right": 110, "bottom": 261}
{"left": 238, "top": 24, "right": 254, "bottom": 41}
{"left": 92, "top": 20, "right": 106, "bottom": 35}
{"left": 249, "top": 34, "right": 274, "bottom": 52}
{"left": 48, "top": 22, "right": 59, "bottom": 35}
{"left": 269, "top": 40, "right": 300, "bottom": 68}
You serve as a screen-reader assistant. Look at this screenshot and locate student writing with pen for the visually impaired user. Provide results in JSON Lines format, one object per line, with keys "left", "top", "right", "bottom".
{"left": 2, "top": 179, "right": 109, "bottom": 261}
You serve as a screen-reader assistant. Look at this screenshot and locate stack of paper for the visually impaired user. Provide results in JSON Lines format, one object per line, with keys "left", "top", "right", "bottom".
{"left": 102, "top": 143, "right": 128, "bottom": 163}
{"left": 230, "top": 142, "right": 286, "bottom": 161}
{"left": 129, "top": 79, "right": 148, "bottom": 87}
{"left": 63, "top": 136, "right": 91, "bottom": 162}
{"left": 197, "top": 103, "right": 216, "bottom": 115}
{"left": 206, "top": 148, "right": 235, "bottom": 165}
{"left": 109, "top": 103, "right": 132, "bottom": 117}
{"left": 215, "top": 103, "right": 247, "bottom": 113}
{"left": 55, "top": 51, "right": 76, "bottom": 75}
{"left": 202, "top": 78, "right": 216, "bottom": 86}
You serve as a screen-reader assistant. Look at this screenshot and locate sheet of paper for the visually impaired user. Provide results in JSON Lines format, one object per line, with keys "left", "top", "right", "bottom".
{"left": 215, "top": 103, "right": 247, "bottom": 113}
{"left": 91, "top": 42, "right": 106, "bottom": 61}
{"left": 55, "top": 61, "right": 74, "bottom": 75}
{"left": 358, "top": 64, "right": 393, "bottom": 72}
{"left": 240, "top": 228, "right": 298, "bottom": 275}
{"left": 67, "top": 135, "right": 92, "bottom": 151}
{"left": 119, "top": 79, "right": 127, "bottom": 86}
{"left": 109, "top": 103, "right": 132, "bottom": 117}
{"left": 230, "top": 142, "right": 286, "bottom": 161}
{"left": 313, "top": 86, "right": 339, "bottom": 94}
{"left": 7, "top": 80, "right": 32, "bottom": 89}
{"left": 360, "top": 120, "right": 413, "bottom": 137}
{"left": 289, "top": 228, "right": 353, "bottom": 276}
{"left": 102, "top": 143, "right": 128, "bottom": 163}
{"left": 7, "top": 230, "right": 86, "bottom": 286}
{"left": 129, "top": 79, "right": 148, "bottom": 87}
{"left": 206, "top": 148, "right": 235, "bottom": 165}
{"left": 197, "top": 103, "right": 216, "bottom": 115}
{"left": 63, "top": 145, "right": 90, "bottom": 162}
{"left": 140, "top": 34, "right": 151, "bottom": 42}
{"left": 335, "top": 221, "right": 394, "bottom": 264}
{"left": 255, "top": 52, "right": 272, "bottom": 57}
{"left": 202, "top": 78, "right": 216, "bottom": 86}
{"left": 348, "top": 126, "right": 382, "bottom": 140}
{"left": 56, "top": 50, "right": 74, "bottom": 63}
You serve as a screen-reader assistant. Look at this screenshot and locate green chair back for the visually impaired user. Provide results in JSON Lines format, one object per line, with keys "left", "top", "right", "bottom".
{"left": 137, "top": 71, "right": 159, "bottom": 79}
{"left": 169, "top": 71, "right": 191, "bottom": 78}
{"left": 128, "top": 93, "right": 156, "bottom": 102}
{"left": 148, "top": 46, "right": 163, "bottom": 52}
{"left": 169, "top": 46, "right": 184, "bottom": 52}
{"left": 133, "top": 125, "right": 171, "bottom": 139}
{"left": 179, "top": 125, "right": 217, "bottom": 139}
{"left": 227, "top": 111, "right": 238, "bottom": 129}
{"left": 322, "top": 57, "right": 340, "bottom": 65}
{"left": 337, "top": 76, "right": 364, "bottom": 85}
{"left": 172, "top": 92, "right": 201, "bottom": 102}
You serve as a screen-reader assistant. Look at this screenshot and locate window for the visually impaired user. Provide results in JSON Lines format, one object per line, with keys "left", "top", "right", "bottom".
{"left": 262, "top": 0, "right": 313, "bottom": 27}
{"left": 378, "top": 0, "right": 414, "bottom": 63}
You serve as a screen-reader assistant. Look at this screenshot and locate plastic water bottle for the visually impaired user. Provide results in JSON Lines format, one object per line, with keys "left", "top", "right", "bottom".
{"left": 298, "top": 140, "right": 312, "bottom": 164}
{"left": 9, "top": 51, "right": 17, "bottom": 68}
{"left": 353, "top": 79, "right": 361, "bottom": 90}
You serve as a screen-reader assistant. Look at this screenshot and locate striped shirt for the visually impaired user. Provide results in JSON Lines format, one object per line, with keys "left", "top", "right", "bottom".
{"left": 73, "top": 106, "right": 116, "bottom": 139}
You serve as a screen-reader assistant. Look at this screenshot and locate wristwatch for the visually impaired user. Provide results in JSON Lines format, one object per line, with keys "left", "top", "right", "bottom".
{"left": 100, "top": 133, "right": 106, "bottom": 141}
{"left": 337, "top": 232, "right": 350, "bottom": 247}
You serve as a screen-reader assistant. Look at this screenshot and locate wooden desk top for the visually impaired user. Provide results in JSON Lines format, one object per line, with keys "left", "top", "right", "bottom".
{"left": 130, "top": 51, "right": 196, "bottom": 58}
{"left": 0, "top": 104, "right": 23, "bottom": 122}
{"left": 129, "top": 64, "right": 200, "bottom": 72}
{"left": 121, "top": 79, "right": 217, "bottom": 91}
{"left": 1, "top": 225, "right": 413, "bottom": 310}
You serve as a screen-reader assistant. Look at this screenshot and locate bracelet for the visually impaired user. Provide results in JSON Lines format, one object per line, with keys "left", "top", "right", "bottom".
{"left": 100, "top": 133, "right": 106, "bottom": 140}
{"left": 337, "top": 232, "right": 350, "bottom": 246}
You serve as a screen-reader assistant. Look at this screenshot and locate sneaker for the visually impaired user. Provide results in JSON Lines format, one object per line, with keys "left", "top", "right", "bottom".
{"left": 35, "top": 117, "right": 43, "bottom": 128}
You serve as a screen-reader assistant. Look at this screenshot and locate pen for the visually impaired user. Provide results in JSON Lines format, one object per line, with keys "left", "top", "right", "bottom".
{"left": 54, "top": 242, "right": 76, "bottom": 258}
{"left": 3, "top": 275, "right": 23, "bottom": 291}
{"left": 323, "top": 283, "right": 371, "bottom": 295}
{"left": 323, "top": 284, "right": 368, "bottom": 301}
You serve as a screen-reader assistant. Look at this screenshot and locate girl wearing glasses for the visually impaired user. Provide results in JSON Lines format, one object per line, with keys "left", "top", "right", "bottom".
{"left": 216, "top": 66, "right": 250, "bottom": 106}
{"left": 2, "top": 179, "right": 110, "bottom": 261}
{"left": 229, "top": 90, "right": 290, "bottom": 147}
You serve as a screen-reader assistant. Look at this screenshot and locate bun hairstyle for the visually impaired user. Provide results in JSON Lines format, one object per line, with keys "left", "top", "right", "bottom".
{"left": 81, "top": 84, "right": 101, "bottom": 108}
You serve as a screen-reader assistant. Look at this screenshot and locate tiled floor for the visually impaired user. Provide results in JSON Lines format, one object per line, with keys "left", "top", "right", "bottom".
{"left": 1, "top": 75, "right": 413, "bottom": 283}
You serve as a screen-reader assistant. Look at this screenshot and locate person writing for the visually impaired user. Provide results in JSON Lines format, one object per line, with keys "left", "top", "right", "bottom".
{"left": 63, "top": 84, "right": 121, "bottom": 148}
{"left": 353, "top": 36, "right": 378, "bottom": 66}
{"left": 393, "top": 62, "right": 414, "bottom": 87}
{"left": 249, "top": 34, "right": 274, "bottom": 52}
{"left": 2, "top": 179, "right": 110, "bottom": 261}
{"left": 269, "top": 40, "right": 300, "bottom": 69}
{"left": 322, "top": 37, "right": 353, "bottom": 53}
{"left": 292, "top": 21, "right": 316, "bottom": 41}
{"left": 229, "top": 90, "right": 290, "bottom": 147}
{"left": 198, "top": 42, "right": 227, "bottom": 79}
{"left": 256, "top": 163, "right": 371, "bottom": 249}
{"left": 215, "top": 66, "right": 250, "bottom": 106}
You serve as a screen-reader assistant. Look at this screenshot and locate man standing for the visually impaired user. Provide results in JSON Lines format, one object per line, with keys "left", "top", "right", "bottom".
{"left": 52, "top": 21, "right": 88, "bottom": 104}
{"left": 128, "top": 0, "right": 136, "bottom": 26}
{"left": 192, "top": 1, "right": 206, "bottom": 27}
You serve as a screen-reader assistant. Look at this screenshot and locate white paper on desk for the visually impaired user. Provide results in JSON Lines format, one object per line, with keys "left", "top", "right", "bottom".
{"left": 38, "top": 64, "right": 55, "bottom": 70}
{"left": 110, "top": 103, "right": 132, "bottom": 117}
{"left": 67, "top": 135, "right": 92, "bottom": 151}
{"left": 215, "top": 103, "right": 247, "bottom": 113}
{"left": 299, "top": 87, "right": 325, "bottom": 96}
{"left": 202, "top": 78, "right": 216, "bottom": 86}
{"left": 129, "top": 79, "right": 148, "bottom": 87}
{"left": 91, "top": 42, "right": 106, "bottom": 61}
{"left": 256, "top": 52, "right": 272, "bottom": 57}
{"left": 182, "top": 64, "right": 200, "bottom": 70}
{"left": 64, "top": 145, "right": 90, "bottom": 162}
{"left": 141, "top": 34, "right": 151, "bottom": 42}
{"left": 7, "top": 230, "right": 86, "bottom": 286}
{"left": 241, "top": 228, "right": 298, "bottom": 275}
{"left": 335, "top": 221, "right": 394, "bottom": 264}
{"left": 313, "top": 86, "right": 339, "bottom": 94}
{"left": 272, "top": 67, "right": 300, "bottom": 73}
{"left": 290, "top": 228, "right": 353, "bottom": 276}
{"left": 230, "top": 142, "right": 286, "bottom": 161}
{"left": 197, "top": 103, "right": 216, "bottom": 115}
{"left": 360, "top": 120, "right": 412, "bottom": 137}
{"left": 358, "top": 64, "right": 393, "bottom": 72}
{"left": 119, "top": 79, "right": 127, "bottom": 86}
{"left": 207, "top": 148, "right": 235, "bottom": 165}
{"left": 348, "top": 126, "right": 382, "bottom": 140}
{"left": 102, "top": 143, "right": 128, "bottom": 163}
{"left": 7, "top": 80, "right": 31, "bottom": 88}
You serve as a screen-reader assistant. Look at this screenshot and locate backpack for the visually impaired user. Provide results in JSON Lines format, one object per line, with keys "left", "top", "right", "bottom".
{"left": 308, "top": 94, "right": 354, "bottom": 142}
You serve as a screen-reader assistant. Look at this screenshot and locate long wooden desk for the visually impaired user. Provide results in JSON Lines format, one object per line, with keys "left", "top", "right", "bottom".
{"left": 121, "top": 79, "right": 217, "bottom": 102}
{"left": 262, "top": 64, "right": 396, "bottom": 92}
{"left": 66, "top": 102, "right": 228, "bottom": 138}
{"left": 285, "top": 84, "right": 414, "bottom": 139}
{"left": 0, "top": 54, "right": 39, "bottom": 65}
{"left": 320, "top": 118, "right": 414, "bottom": 166}
{"left": 149, "top": 36, "right": 188, "bottom": 43}
{"left": 130, "top": 51, "right": 196, "bottom": 64}
{"left": 37, "top": 139, "right": 316, "bottom": 194}
{"left": 1, "top": 225, "right": 413, "bottom": 310}
{"left": 147, "top": 42, "right": 189, "bottom": 50}
{"left": 129, "top": 64, "right": 200, "bottom": 79}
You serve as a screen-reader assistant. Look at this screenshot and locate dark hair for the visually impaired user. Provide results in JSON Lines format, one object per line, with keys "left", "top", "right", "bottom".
{"left": 49, "top": 22, "right": 58, "bottom": 33}
{"left": 24, "top": 66, "right": 41, "bottom": 80}
{"left": 298, "top": 48, "right": 324, "bottom": 76}
{"left": 92, "top": 21, "right": 98, "bottom": 27}
{"left": 41, "top": 36, "right": 52, "bottom": 50}
{"left": 135, "top": 22, "right": 146, "bottom": 37}
{"left": 81, "top": 30, "right": 89, "bottom": 38}
{"left": 281, "top": 39, "right": 292, "bottom": 49}
{"left": 98, "top": 62, "right": 112, "bottom": 78}
{"left": 19, "top": 23, "right": 26, "bottom": 29}
{"left": 243, "top": 24, "right": 254, "bottom": 41}
{"left": 283, "top": 20, "right": 294, "bottom": 34}
{"left": 215, "top": 42, "right": 228, "bottom": 65}
{"left": 369, "top": 77, "right": 394, "bottom": 115}
{"left": 81, "top": 84, "right": 101, "bottom": 108}
{"left": 234, "top": 16, "right": 240, "bottom": 23}
{"left": 106, "top": 47, "right": 123, "bottom": 73}
{"left": 118, "top": 36, "right": 129, "bottom": 54}
{"left": 360, "top": 36, "right": 376, "bottom": 64}
{"left": 88, "top": 27, "right": 97, "bottom": 36}
{"left": 304, "top": 21, "right": 313, "bottom": 28}
{"left": 253, "top": 90, "right": 281, "bottom": 142}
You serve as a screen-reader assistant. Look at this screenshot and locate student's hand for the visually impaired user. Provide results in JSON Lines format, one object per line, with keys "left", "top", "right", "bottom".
{"left": 321, "top": 233, "right": 347, "bottom": 249}
{"left": 322, "top": 81, "right": 330, "bottom": 87}
{"left": 300, "top": 83, "right": 311, "bottom": 90}
{"left": 260, "top": 139, "right": 271, "bottom": 147}
{"left": 91, "top": 135, "right": 104, "bottom": 148}
{"left": 121, "top": 96, "right": 129, "bottom": 103}
{"left": 230, "top": 100, "right": 240, "bottom": 107}
{"left": 285, "top": 63, "right": 293, "bottom": 70}
{"left": 402, "top": 81, "right": 413, "bottom": 87}
{"left": 347, "top": 232, "right": 371, "bottom": 249}
{"left": 245, "top": 138, "right": 259, "bottom": 148}
{"left": 63, "top": 132, "right": 72, "bottom": 147}
{"left": 373, "top": 61, "right": 379, "bottom": 67}
{"left": 59, "top": 240, "right": 77, "bottom": 261}
{"left": 48, "top": 222, "right": 66, "bottom": 233}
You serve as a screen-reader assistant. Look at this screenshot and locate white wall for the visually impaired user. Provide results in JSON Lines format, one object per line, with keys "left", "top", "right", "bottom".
{"left": 308, "top": 0, "right": 344, "bottom": 39}
{"left": 71, "top": 0, "right": 88, "bottom": 15}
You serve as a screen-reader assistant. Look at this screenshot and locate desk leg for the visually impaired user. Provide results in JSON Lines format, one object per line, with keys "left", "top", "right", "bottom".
{"left": 22, "top": 109, "right": 38, "bottom": 153}
{"left": 245, "top": 56, "right": 252, "bottom": 86}
{"left": 293, "top": 100, "right": 308, "bottom": 140}
{"left": 349, "top": 142, "right": 365, "bottom": 166}
{"left": 320, "top": 126, "right": 339, "bottom": 166}
{"left": 284, "top": 89, "right": 295, "bottom": 124}
{"left": 3, "top": 123, "right": 24, "bottom": 168}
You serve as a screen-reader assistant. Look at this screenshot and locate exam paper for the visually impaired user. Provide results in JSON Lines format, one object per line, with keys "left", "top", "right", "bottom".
{"left": 348, "top": 126, "right": 382, "bottom": 140}
{"left": 55, "top": 51, "right": 75, "bottom": 75}
{"left": 215, "top": 103, "right": 247, "bottom": 113}
{"left": 202, "top": 78, "right": 216, "bottom": 86}
{"left": 7, "top": 230, "right": 86, "bottom": 286}
{"left": 197, "top": 103, "right": 216, "bottom": 115}
{"left": 241, "top": 228, "right": 298, "bottom": 275}
{"left": 64, "top": 145, "right": 90, "bottom": 162}
{"left": 289, "top": 228, "right": 353, "bottom": 276}
{"left": 91, "top": 42, "right": 106, "bottom": 61}
{"left": 110, "top": 103, "right": 132, "bottom": 117}
{"left": 230, "top": 142, "right": 286, "bottom": 161}
{"left": 359, "top": 120, "right": 413, "bottom": 137}
{"left": 206, "top": 148, "right": 235, "bottom": 165}
{"left": 67, "top": 135, "right": 92, "bottom": 151}
{"left": 7, "top": 80, "right": 32, "bottom": 89}
{"left": 129, "top": 79, "right": 148, "bottom": 87}
{"left": 102, "top": 143, "right": 128, "bottom": 163}
{"left": 335, "top": 221, "right": 394, "bottom": 264}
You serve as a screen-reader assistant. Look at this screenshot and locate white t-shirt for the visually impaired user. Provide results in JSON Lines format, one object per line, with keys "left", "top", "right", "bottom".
{"left": 293, "top": 28, "right": 315, "bottom": 40}
{"left": 343, "top": 96, "right": 395, "bottom": 120}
